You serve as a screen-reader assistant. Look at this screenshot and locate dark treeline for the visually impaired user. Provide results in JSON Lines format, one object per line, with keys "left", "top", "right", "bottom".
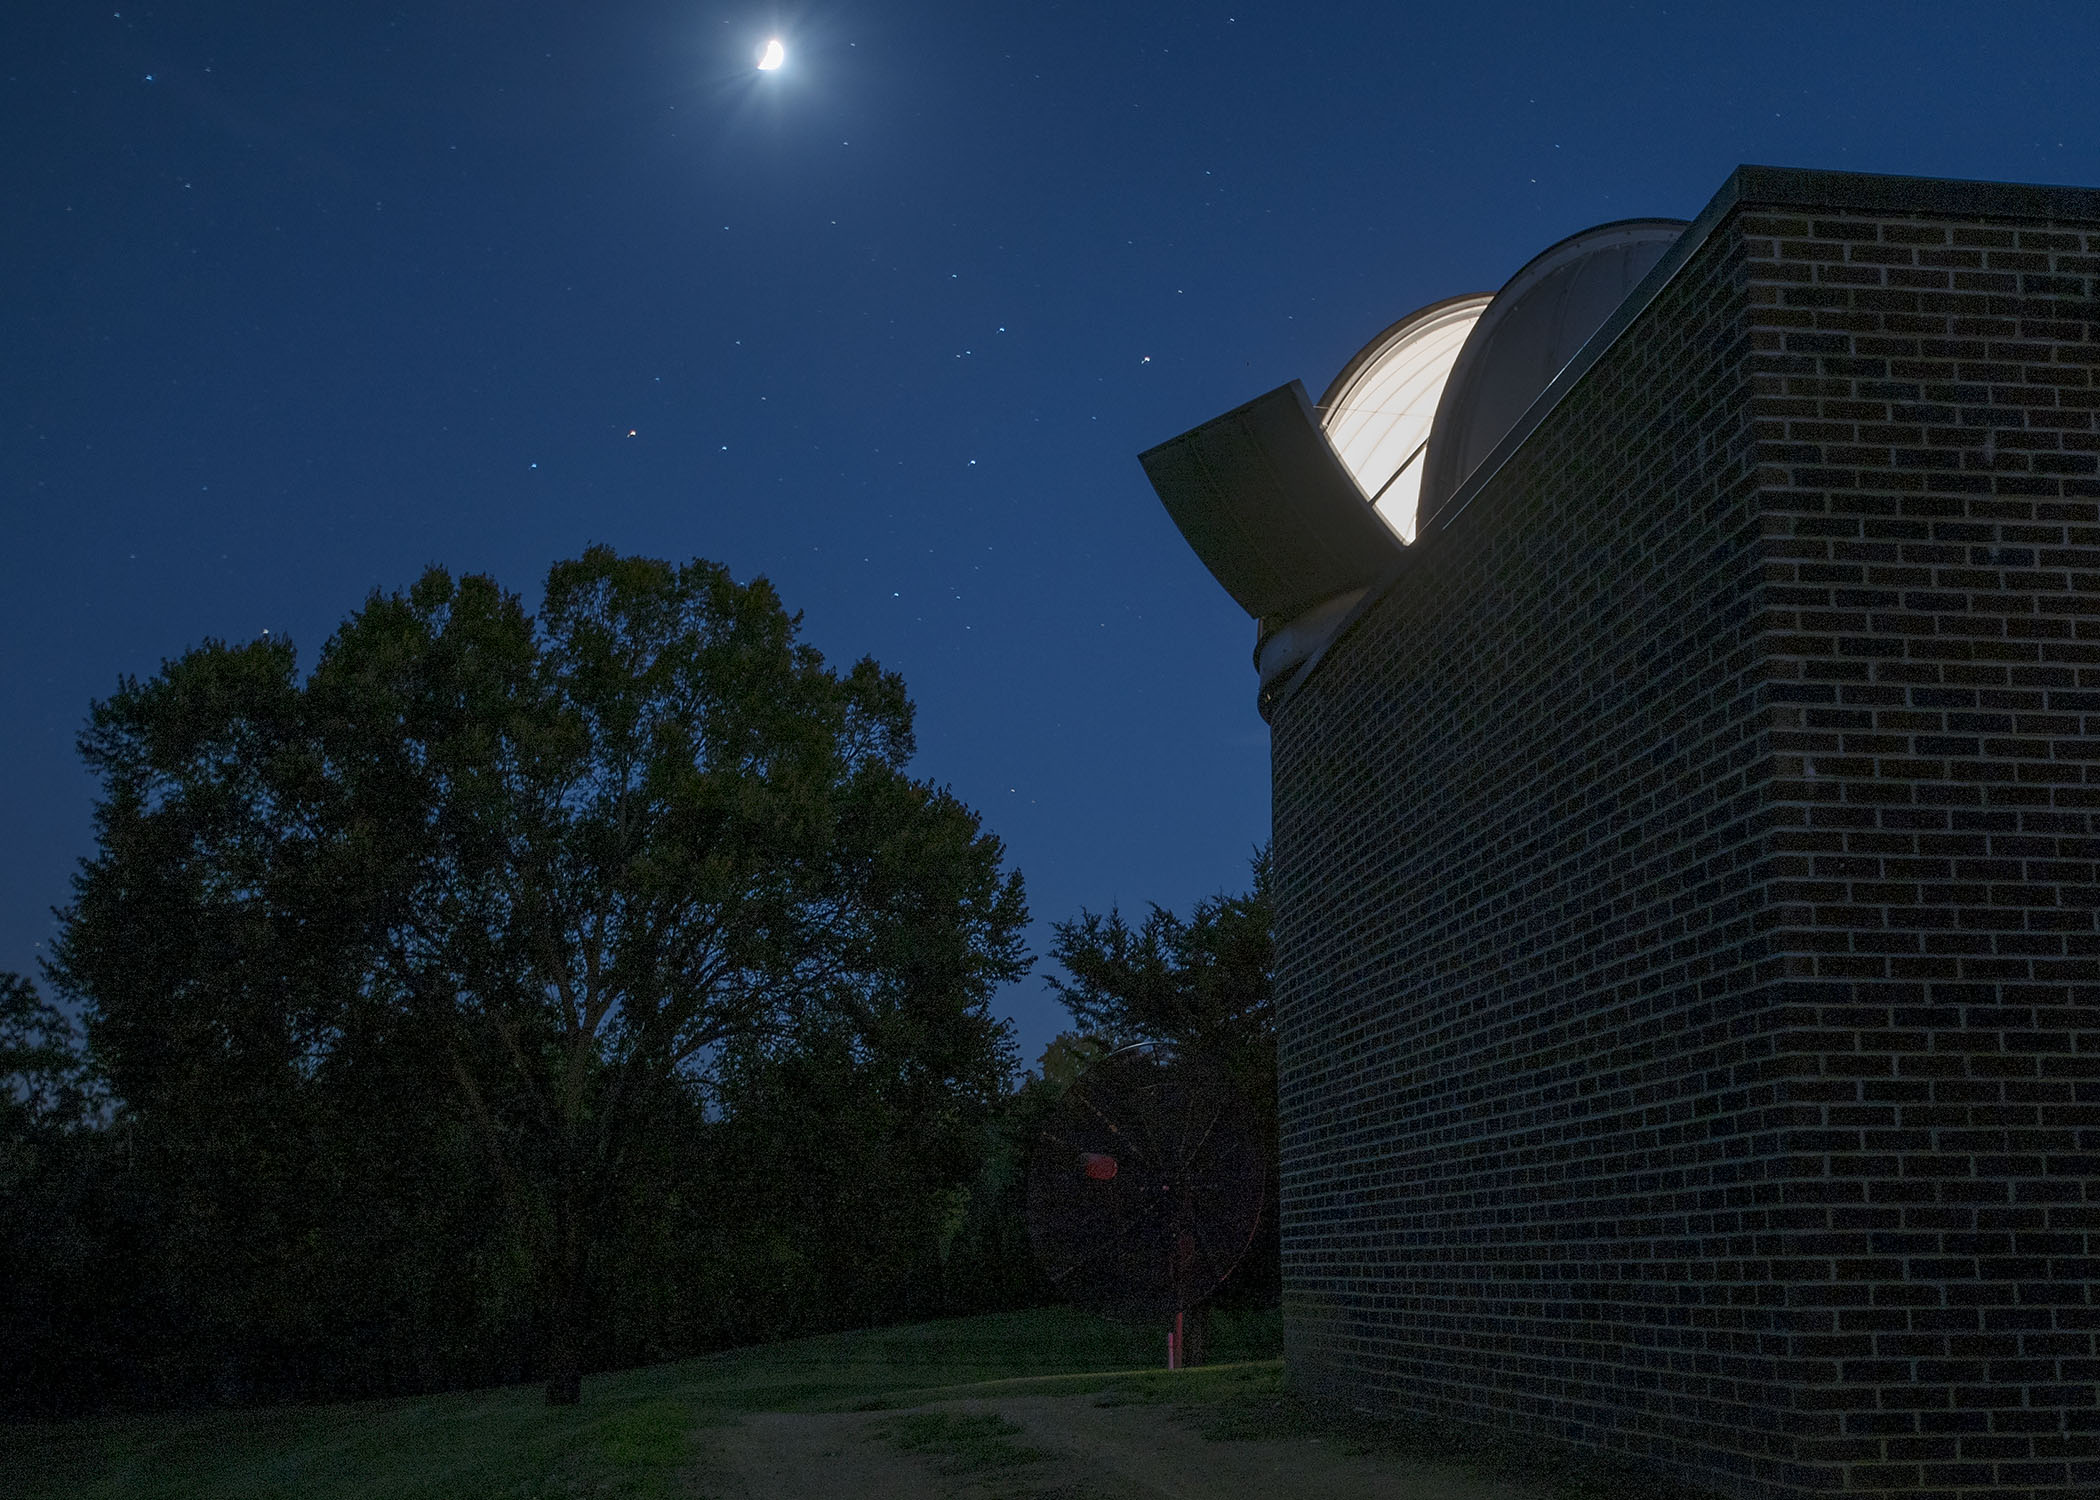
{"left": 0, "top": 550, "right": 1276, "bottom": 1418}
{"left": 1, "top": 963, "right": 1049, "bottom": 1415}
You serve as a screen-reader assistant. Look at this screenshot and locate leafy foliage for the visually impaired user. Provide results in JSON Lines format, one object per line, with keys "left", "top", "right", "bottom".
{"left": 0, "top": 974, "right": 159, "bottom": 1416}
{"left": 1, "top": 972, "right": 99, "bottom": 1130}
{"left": 39, "top": 549, "right": 1031, "bottom": 1408}
{"left": 1041, "top": 852, "right": 1279, "bottom": 1306}
{"left": 1045, "top": 850, "right": 1272, "bottom": 1070}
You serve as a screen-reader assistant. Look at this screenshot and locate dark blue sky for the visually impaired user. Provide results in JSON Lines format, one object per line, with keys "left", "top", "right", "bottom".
{"left": 5, "top": 1, "right": 2096, "bottom": 1064}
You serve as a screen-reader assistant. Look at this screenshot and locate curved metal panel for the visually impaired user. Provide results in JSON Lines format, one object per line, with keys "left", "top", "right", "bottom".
{"left": 1416, "top": 219, "right": 1686, "bottom": 529}
{"left": 1139, "top": 381, "right": 1402, "bottom": 622}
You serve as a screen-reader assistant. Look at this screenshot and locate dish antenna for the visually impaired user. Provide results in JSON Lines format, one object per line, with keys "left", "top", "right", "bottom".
{"left": 1025, "top": 1042, "right": 1266, "bottom": 1369}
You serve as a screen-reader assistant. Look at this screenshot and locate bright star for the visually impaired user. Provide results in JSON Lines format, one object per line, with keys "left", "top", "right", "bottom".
{"left": 757, "top": 38, "right": 785, "bottom": 71}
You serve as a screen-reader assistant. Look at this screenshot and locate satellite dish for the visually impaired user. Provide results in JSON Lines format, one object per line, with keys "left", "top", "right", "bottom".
{"left": 1025, "top": 1044, "right": 1266, "bottom": 1365}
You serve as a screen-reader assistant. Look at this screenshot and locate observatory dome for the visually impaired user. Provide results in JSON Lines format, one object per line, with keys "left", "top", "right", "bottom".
{"left": 1137, "top": 211, "right": 1691, "bottom": 698}
{"left": 1415, "top": 219, "right": 1685, "bottom": 526}
{"left": 1317, "top": 294, "right": 1490, "bottom": 544}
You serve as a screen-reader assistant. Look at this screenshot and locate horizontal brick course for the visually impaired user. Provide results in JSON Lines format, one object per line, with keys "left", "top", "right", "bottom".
{"left": 1269, "top": 174, "right": 2100, "bottom": 1499}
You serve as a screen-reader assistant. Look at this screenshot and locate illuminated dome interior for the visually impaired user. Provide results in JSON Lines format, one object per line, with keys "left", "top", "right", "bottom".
{"left": 1138, "top": 214, "right": 1692, "bottom": 697}
{"left": 1316, "top": 294, "right": 1489, "bottom": 544}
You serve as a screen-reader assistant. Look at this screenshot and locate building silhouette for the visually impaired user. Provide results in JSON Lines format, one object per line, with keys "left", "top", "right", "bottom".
{"left": 1143, "top": 166, "right": 2100, "bottom": 1500}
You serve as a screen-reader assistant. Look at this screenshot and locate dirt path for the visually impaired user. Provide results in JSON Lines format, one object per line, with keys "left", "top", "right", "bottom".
{"left": 700, "top": 1410, "right": 951, "bottom": 1500}
{"left": 692, "top": 1392, "right": 1547, "bottom": 1500}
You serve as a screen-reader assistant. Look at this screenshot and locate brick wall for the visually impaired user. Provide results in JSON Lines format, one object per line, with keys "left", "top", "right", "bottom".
{"left": 1268, "top": 170, "right": 2100, "bottom": 1499}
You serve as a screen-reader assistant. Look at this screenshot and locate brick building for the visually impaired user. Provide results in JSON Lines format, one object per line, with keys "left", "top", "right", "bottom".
{"left": 1141, "top": 167, "right": 2100, "bottom": 1498}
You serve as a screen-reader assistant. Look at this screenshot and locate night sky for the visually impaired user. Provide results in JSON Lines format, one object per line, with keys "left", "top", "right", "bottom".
{"left": 6, "top": 2, "right": 2098, "bottom": 1064}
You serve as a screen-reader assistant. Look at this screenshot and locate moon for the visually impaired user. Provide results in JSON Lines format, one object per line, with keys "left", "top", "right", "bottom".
{"left": 756, "top": 38, "right": 785, "bottom": 71}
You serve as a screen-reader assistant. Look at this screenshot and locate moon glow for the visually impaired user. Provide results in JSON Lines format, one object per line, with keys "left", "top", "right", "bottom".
{"left": 756, "top": 38, "right": 785, "bottom": 71}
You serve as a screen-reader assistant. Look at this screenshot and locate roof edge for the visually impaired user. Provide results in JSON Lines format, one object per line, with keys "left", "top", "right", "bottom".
{"left": 1314, "top": 291, "right": 1494, "bottom": 414}
{"left": 1266, "top": 163, "right": 2100, "bottom": 718}
{"left": 1728, "top": 163, "right": 2100, "bottom": 223}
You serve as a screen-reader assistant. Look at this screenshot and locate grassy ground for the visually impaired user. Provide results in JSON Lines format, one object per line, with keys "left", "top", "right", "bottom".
{"left": 875, "top": 1410, "right": 1050, "bottom": 1475}
{"left": 1177, "top": 1387, "right": 1734, "bottom": 1500}
{"left": 2, "top": 1308, "right": 1725, "bottom": 1500}
{"left": 0, "top": 1307, "right": 1280, "bottom": 1500}
{"left": 862, "top": 1361, "right": 1729, "bottom": 1500}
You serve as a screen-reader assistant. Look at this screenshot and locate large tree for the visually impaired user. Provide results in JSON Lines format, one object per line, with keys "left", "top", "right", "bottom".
{"left": 54, "top": 549, "right": 1028, "bottom": 1403}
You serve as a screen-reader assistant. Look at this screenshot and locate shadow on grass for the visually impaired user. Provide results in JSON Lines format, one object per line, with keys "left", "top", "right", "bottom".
{"left": 1177, "top": 1388, "right": 1737, "bottom": 1500}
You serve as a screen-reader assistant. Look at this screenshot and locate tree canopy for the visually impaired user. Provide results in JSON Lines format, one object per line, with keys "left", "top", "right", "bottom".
{"left": 1, "top": 972, "right": 96, "bottom": 1132}
{"left": 1045, "top": 849, "right": 1272, "bottom": 1070}
{"left": 52, "top": 549, "right": 1029, "bottom": 1404}
{"left": 1042, "top": 852, "right": 1277, "bottom": 1307}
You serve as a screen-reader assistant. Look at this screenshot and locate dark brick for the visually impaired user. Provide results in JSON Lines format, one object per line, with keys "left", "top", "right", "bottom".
{"left": 1266, "top": 182, "right": 2100, "bottom": 1500}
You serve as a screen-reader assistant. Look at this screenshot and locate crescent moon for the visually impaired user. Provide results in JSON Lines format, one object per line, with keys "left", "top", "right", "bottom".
{"left": 756, "top": 38, "right": 785, "bottom": 71}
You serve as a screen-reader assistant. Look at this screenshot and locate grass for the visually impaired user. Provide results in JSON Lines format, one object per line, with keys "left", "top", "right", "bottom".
{"left": 0, "top": 1306, "right": 1729, "bottom": 1500}
{"left": 1177, "top": 1389, "right": 1738, "bottom": 1500}
{"left": 0, "top": 1383, "right": 717, "bottom": 1500}
{"left": 0, "top": 1306, "right": 1280, "bottom": 1500}
{"left": 877, "top": 1411, "right": 1047, "bottom": 1473}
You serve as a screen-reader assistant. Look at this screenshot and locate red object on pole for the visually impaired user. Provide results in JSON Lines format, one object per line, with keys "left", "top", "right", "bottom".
{"left": 1081, "top": 1152, "right": 1118, "bottom": 1181}
{"left": 1168, "top": 1310, "right": 1183, "bottom": 1371}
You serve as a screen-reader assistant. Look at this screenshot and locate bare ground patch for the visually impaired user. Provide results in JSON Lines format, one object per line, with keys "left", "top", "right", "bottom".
{"left": 689, "top": 1390, "right": 1546, "bottom": 1500}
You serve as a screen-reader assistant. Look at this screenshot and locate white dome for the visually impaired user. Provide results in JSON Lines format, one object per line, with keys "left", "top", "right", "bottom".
{"left": 1140, "top": 209, "right": 1699, "bottom": 703}
{"left": 1417, "top": 219, "right": 1685, "bottom": 527}
{"left": 1317, "top": 294, "right": 1490, "bottom": 544}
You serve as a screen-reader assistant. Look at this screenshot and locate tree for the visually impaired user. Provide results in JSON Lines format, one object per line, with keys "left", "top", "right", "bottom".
{"left": 1043, "top": 852, "right": 1278, "bottom": 1305}
{"left": 54, "top": 549, "right": 1029, "bottom": 1404}
{"left": 1, "top": 972, "right": 97, "bottom": 1132}
{"left": 0, "top": 973, "right": 155, "bottom": 1416}
{"left": 1045, "top": 849, "right": 1272, "bottom": 1073}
